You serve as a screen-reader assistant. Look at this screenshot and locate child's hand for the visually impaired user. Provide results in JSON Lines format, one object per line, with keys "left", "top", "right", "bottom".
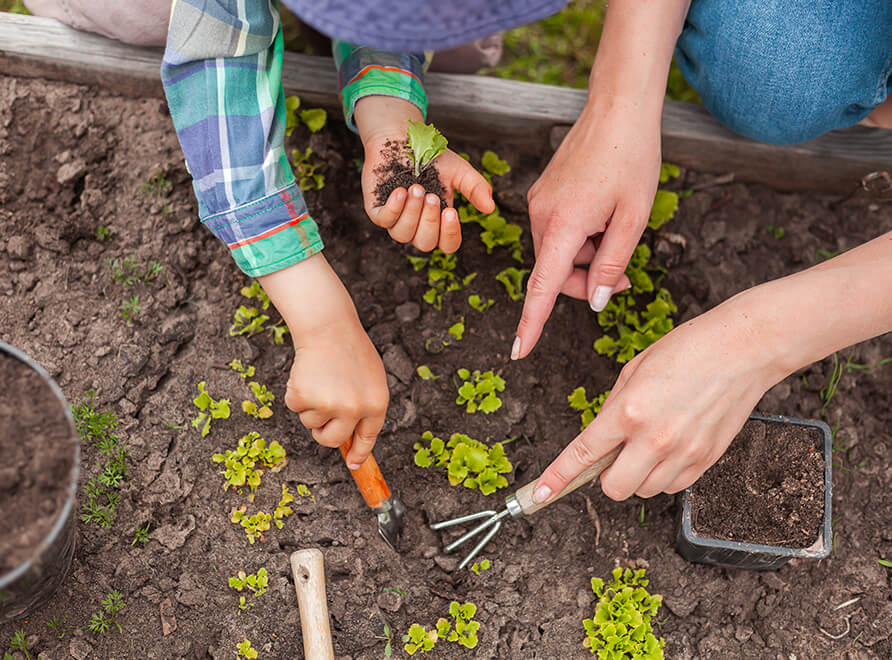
{"left": 354, "top": 96, "right": 495, "bottom": 253}
{"left": 258, "top": 254, "right": 389, "bottom": 469}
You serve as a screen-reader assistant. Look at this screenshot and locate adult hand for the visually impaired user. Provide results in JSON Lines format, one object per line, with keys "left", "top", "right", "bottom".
{"left": 530, "top": 292, "right": 783, "bottom": 502}
{"left": 511, "top": 97, "right": 662, "bottom": 360}
{"left": 354, "top": 96, "right": 494, "bottom": 253}
{"left": 259, "top": 254, "right": 389, "bottom": 469}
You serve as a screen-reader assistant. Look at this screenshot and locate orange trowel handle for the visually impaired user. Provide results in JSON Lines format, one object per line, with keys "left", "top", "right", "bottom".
{"left": 339, "top": 439, "right": 391, "bottom": 510}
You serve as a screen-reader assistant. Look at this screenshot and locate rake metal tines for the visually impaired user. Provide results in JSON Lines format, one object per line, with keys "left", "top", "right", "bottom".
{"left": 429, "top": 496, "right": 523, "bottom": 570}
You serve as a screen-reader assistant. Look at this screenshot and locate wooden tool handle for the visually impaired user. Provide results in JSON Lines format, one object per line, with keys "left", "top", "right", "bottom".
{"left": 291, "top": 549, "right": 335, "bottom": 660}
{"left": 339, "top": 439, "right": 391, "bottom": 509}
{"left": 513, "top": 447, "right": 621, "bottom": 516}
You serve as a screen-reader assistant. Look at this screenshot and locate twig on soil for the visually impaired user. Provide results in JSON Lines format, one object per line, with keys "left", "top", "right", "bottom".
{"left": 819, "top": 614, "right": 851, "bottom": 640}
{"left": 834, "top": 597, "right": 861, "bottom": 611}
{"left": 584, "top": 496, "right": 602, "bottom": 547}
{"left": 689, "top": 172, "right": 735, "bottom": 192}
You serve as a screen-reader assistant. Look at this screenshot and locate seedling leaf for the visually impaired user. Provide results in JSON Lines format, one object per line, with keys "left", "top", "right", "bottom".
{"left": 407, "top": 121, "right": 448, "bottom": 177}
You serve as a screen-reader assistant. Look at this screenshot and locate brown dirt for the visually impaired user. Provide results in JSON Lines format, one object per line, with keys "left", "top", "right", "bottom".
{"left": 689, "top": 419, "right": 825, "bottom": 547}
{"left": 374, "top": 139, "right": 447, "bottom": 210}
{"left": 1, "top": 74, "right": 892, "bottom": 659}
{"left": 0, "top": 351, "right": 75, "bottom": 574}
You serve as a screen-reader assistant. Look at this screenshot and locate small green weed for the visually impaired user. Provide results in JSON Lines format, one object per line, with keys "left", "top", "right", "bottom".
{"left": 377, "top": 622, "right": 394, "bottom": 658}
{"left": 95, "top": 225, "right": 115, "bottom": 242}
{"left": 191, "top": 381, "right": 231, "bottom": 437}
{"left": 88, "top": 591, "right": 125, "bottom": 635}
{"left": 230, "top": 506, "right": 272, "bottom": 544}
{"left": 582, "top": 568, "right": 664, "bottom": 658}
{"left": 879, "top": 559, "right": 892, "bottom": 568}
{"left": 107, "top": 257, "right": 163, "bottom": 286}
{"left": 47, "top": 615, "right": 71, "bottom": 639}
{"left": 140, "top": 172, "right": 171, "bottom": 198}
{"left": 568, "top": 387, "right": 610, "bottom": 430}
{"left": 416, "top": 365, "right": 438, "bottom": 380}
{"left": 119, "top": 295, "right": 141, "bottom": 326}
{"left": 436, "top": 601, "right": 481, "bottom": 650}
{"left": 455, "top": 368, "right": 505, "bottom": 414}
{"left": 130, "top": 523, "right": 150, "bottom": 545}
{"left": 5, "top": 629, "right": 30, "bottom": 660}
{"left": 766, "top": 225, "right": 785, "bottom": 239}
{"left": 495, "top": 267, "right": 529, "bottom": 300}
{"left": 414, "top": 431, "right": 513, "bottom": 495}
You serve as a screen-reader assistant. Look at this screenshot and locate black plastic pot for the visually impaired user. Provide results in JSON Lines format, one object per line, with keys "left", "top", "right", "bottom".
{"left": 676, "top": 413, "right": 832, "bottom": 571}
{"left": 0, "top": 342, "right": 80, "bottom": 624}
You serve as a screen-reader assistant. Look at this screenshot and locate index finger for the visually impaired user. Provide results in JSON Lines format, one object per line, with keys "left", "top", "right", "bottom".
{"left": 512, "top": 226, "right": 586, "bottom": 359}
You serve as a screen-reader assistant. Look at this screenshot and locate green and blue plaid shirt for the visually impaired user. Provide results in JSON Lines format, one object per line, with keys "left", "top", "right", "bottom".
{"left": 161, "top": 0, "right": 428, "bottom": 277}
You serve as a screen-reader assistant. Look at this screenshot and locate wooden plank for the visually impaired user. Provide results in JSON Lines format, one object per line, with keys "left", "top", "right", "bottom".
{"left": 1, "top": 13, "right": 889, "bottom": 193}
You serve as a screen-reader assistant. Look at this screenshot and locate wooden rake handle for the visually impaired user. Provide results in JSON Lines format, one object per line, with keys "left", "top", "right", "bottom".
{"left": 291, "top": 549, "right": 335, "bottom": 660}
{"left": 512, "top": 447, "right": 621, "bottom": 516}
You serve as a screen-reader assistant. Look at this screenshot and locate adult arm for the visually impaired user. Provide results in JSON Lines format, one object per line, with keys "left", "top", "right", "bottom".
{"left": 512, "top": 0, "right": 691, "bottom": 359}
{"left": 531, "top": 232, "right": 892, "bottom": 503}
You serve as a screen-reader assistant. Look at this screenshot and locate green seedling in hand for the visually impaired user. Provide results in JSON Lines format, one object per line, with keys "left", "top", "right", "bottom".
{"left": 414, "top": 431, "right": 513, "bottom": 495}
{"left": 495, "top": 267, "right": 530, "bottom": 300}
{"left": 406, "top": 121, "right": 448, "bottom": 177}
{"left": 88, "top": 591, "right": 125, "bottom": 635}
{"left": 236, "top": 638, "right": 259, "bottom": 659}
{"left": 455, "top": 368, "right": 505, "bottom": 414}
{"left": 582, "top": 568, "right": 664, "bottom": 659}
{"left": 568, "top": 387, "right": 610, "bottom": 430}
{"left": 191, "top": 381, "right": 231, "bottom": 437}
{"left": 436, "top": 601, "right": 481, "bottom": 650}
{"left": 274, "top": 484, "right": 294, "bottom": 529}
{"left": 402, "top": 623, "right": 438, "bottom": 655}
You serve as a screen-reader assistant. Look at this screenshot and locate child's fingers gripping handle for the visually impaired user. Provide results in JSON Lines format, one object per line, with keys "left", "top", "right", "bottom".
{"left": 339, "top": 439, "right": 392, "bottom": 510}
{"left": 513, "top": 447, "right": 621, "bottom": 516}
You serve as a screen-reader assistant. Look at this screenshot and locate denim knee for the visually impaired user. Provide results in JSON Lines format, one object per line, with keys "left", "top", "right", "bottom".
{"left": 676, "top": 0, "right": 892, "bottom": 145}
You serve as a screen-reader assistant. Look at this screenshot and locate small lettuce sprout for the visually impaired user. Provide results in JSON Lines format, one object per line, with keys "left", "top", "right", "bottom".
{"left": 212, "top": 432, "right": 286, "bottom": 499}
{"left": 470, "top": 559, "right": 491, "bottom": 575}
{"left": 230, "top": 505, "right": 272, "bottom": 544}
{"left": 460, "top": 205, "right": 524, "bottom": 262}
{"left": 495, "top": 267, "right": 530, "bottom": 300}
{"left": 416, "top": 365, "right": 438, "bottom": 380}
{"left": 242, "top": 381, "right": 274, "bottom": 419}
{"left": 406, "top": 249, "right": 474, "bottom": 309}
{"left": 648, "top": 163, "right": 682, "bottom": 230}
{"left": 285, "top": 94, "right": 328, "bottom": 136}
{"left": 407, "top": 121, "right": 448, "bottom": 177}
{"left": 468, "top": 294, "right": 495, "bottom": 312}
{"left": 230, "top": 282, "right": 290, "bottom": 343}
{"left": 594, "top": 289, "right": 676, "bottom": 364}
{"left": 296, "top": 483, "right": 316, "bottom": 503}
{"left": 568, "top": 387, "right": 610, "bottom": 430}
{"left": 300, "top": 108, "right": 327, "bottom": 133}
{"left": 436, "top": 601, "right": 480, "bottom": 650}
{"left": 455, "top": 368, "right": 505, "bottom": 414}
{"left": 414, "top": 431, "right": 513, "bottom": 495}
{"left": 448, "top": 317, "right": 465, "bottom": 342}
{"left": 191, "top": 381, "right": 231, "bottom": 437}
{"left": 240, "top": 281, "right": 271, "bottom": 309}
{"left": 274, "top": 484, "right": 295, "bottom": 529}
{"left": 481, "top": 150, "right": 510, "bottom": 178}
{"left": 292, "top": 146, "right": 325, "bottom": 191}
{"left": 228, "top": 359, "right": 256, "bottom": 379}
{"left": 229, "top": 567, "right": 269, "bottom": 597}
{"left": 582, "top": 567, "right": 664, "bottom": 659}
{"left": 403, "top": 623, "right": 438, "bottom": 655}
{"left": 236, "top": 638, "right": 259, "bottom": 659}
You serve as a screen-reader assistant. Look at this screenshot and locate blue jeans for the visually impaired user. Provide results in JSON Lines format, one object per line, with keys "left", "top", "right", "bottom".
{"left": 676, "top": 1, "right": 892, "bottom": 144}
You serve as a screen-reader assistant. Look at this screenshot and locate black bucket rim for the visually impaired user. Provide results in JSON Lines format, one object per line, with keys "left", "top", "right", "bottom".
{"left": 0, "top": 340, "right": 81, "bottom": 589}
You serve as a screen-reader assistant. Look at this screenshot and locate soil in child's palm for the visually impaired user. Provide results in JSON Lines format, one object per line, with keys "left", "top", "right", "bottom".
{"left": 689, "top": 419, "right": 825, "bottom": 547}
{"left": 0, "top": 352, "right": 76, "bottom": 574}
{"left": 374, "top": 139, "right": 447, "bottom": 210}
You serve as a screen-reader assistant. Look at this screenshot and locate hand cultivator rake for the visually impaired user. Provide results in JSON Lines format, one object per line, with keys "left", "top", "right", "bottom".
{"left": 431, "top": 448, "right": 620, "bottom": 569}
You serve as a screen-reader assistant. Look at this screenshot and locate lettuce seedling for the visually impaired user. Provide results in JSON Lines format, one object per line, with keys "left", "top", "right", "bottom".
{"left": 470, "top": 559, "right": 491, "bottom": 575}
{"left": 230, "top": 282, "right": 290, "bottom": 343}
{"left": 402, "top": 623, "right": 438, "bottom": 655}
{"left": 568, "top": 387, "right": 611, "bottom": 430}
{"left": 459, "top": 204, "right": 524, "bottom": 262}
{"left": 274, "top": 484, "right": 295, "bottom": 529}
{"left": 468, "top": 294, "right": 495, "bottom": 312}
{"left": 481, "top": 150, "right": 510, "bottom": 178}
{"left": 229, "top": 567, "right": 269, "bottom": 596}
{"left": 436, "top": 601, "right": 480, "bottom": 650}
{"left": 212, "top": 432, "right": 286, "bottom": 499}
{"left": 416, "top": 365, "right": 438, "bottom": 380}
{"left": 192, "top": 381, "right": 231, "bottom": 437}
{"left": 414, "top": 431, "right": 513, "bottom": 495}
{"left": 230, "top": 506, "right": 272, "bottom": 545}
{"left": 495, "top": 267, "right": 530, "bottom": 300}
{"left": 455, "top": 368, "right": 505, "bottom": 414}
{"left": 242, "top": 381, "right": 275, "bottom": 419}
{"left": 296, "top": 483, "right": 316, "bottom": 503}
{"left": 406, "top": 249, "right": 474, "bottom": 309}
{"left": 300, "top": 108, "right": 327, "bottom": 133}
{"left": 582, "top": 567, "right": 664, "bottom": 659}
{"left": 292, "top": 146, "right": 326, "bottom": 191}
{"left": 236, "top": 638, "right": 259, "bottom": 659}
{"left": 448, "top": 317, "right": 465, "bottom": 341}
{"left": 285, "top": 94, "right": 328, "bottom": 136}
{"left": 228, "top": 359, "right": 256, "bottom": 379}
{"left": 649, "top": 190, "right": 679, "bottom": 230}
{"left": 594, "top": 289, "right": 676, "bottom": 363}
{"left": 407, "top": 121, "right": 448, "bottom": 177}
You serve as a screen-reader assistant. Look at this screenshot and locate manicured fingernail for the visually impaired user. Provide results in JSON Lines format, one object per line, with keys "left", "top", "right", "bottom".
{"left": 510, "top": 337, "right": 521, "bottom": 360}
{"left": 411, "top": 185, "right": 424, "bottom": 198}
{"left": 590, "top": 285, "right": 613, "bottom": 312}
{"left": 348, "top": 462, "right": 362, "bottom": 470}
{"left": 532, "top": 484, "right": 552, "bottom": 503}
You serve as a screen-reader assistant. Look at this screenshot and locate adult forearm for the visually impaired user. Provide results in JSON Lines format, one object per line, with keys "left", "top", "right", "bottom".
{"left": 718, "top": 232, "right": 892, "bottom": 384}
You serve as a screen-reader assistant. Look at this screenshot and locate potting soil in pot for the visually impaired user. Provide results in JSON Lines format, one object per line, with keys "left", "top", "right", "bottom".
{"left": 688, "top": 419, "right": 824, "bottom": 547}
{"left": 0, "top": 352, "right": 76, "bottom": 575}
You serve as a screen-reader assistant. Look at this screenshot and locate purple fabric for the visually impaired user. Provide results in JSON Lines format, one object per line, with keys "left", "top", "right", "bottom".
{"left": 284, "top": 0, "right": 566, "bottom": 52}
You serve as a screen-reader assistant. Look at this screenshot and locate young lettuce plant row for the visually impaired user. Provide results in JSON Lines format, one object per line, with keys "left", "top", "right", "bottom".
{"left": 230, "top": 281, "right": 289, "bottom": 344}
{"left": 211, "top": 431, "right": 286, "bottom": 499}
{"left": 414, "top": 431, "right": 513, "bottom": 495}
{"left": 406, "top": 249, "right": 477, "bottom": 310}
{"left": 192, "top": 381, "right": 231, "bottom": 438}
{"left": 455, "top": 368, "right": 505, "bottom": 414}
{"left": 402, "top": 601, "right": 482, "bottom": 655}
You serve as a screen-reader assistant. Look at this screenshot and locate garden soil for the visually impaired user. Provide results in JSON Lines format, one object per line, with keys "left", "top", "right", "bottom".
{"left": 0, "top": 351, "right": 75, "bottom": 574}
{"left": 1, "top": 74, "right": 891, "bottom": 659}
{"left": 374, "top": 139, "right": 448, "bottom": 210}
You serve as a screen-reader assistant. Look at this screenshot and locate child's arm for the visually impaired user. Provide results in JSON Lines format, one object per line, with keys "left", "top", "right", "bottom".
{"left": 162, "top": 2, "right": 388, "bottom": 466}
{"left": 334, "top": 42, "right": 495, "bottom": 253}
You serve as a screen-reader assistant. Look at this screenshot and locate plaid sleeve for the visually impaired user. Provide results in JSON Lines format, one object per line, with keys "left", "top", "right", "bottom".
{"left": 333, "top": 39, "right": 430, "bottom": 132}
{"left": 160, "top": 0, "right": 323, "bottom": 277}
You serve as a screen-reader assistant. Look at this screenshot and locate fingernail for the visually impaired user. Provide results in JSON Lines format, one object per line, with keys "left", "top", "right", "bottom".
{"left": 394, "top": 188, "right": 406, "bottom": 201}
{"left": 590, "top": 285, "right": 613, "bottom": 312}
{"left": 425, "top": 193, "right": 439, "bottom": 205}
{"left": 532, "top": 483, "right": 552, "bottom": 503}
{"left": 510, "top": 336, "right": 521, "bottom": 360}
{"left": 347, "top": 462, "right": 362, "bottom": 470}
{"left": 411, "top": 185, "right": 424, "bottom": 198}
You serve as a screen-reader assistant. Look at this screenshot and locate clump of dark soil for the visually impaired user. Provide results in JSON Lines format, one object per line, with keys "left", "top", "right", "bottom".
{"left": 689, "top": 419, "right": 825, "bottom": 547}
{"left": 374, "top": 139, "right": 447, "bottom": 209}
{"left": 0, "top": 351, "right": 76, "bottom": 574}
